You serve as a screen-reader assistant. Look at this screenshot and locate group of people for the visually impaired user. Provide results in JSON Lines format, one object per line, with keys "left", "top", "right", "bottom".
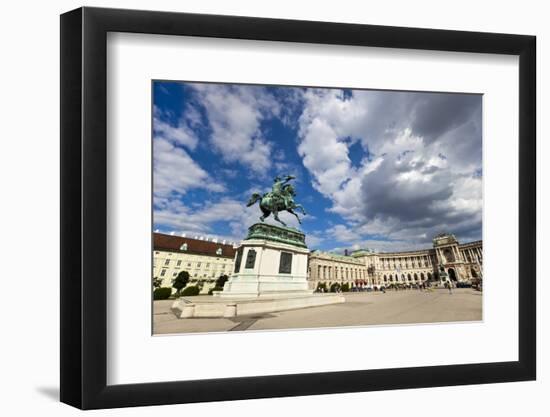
{"left": 380, "top": 281, "right": 455, "bottom": 294}
{"left": 316, "top": 281, "right": 456, "bottom": 294}
{"left": 386, "top": 282, "right": 431, "bottom": 291}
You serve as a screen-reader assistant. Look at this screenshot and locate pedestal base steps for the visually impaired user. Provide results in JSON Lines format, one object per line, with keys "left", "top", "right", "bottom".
{"left": 171, "top": 293, "right": 345, "bottom": 318}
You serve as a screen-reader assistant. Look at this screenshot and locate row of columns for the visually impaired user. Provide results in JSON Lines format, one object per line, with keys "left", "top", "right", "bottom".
{"left": 436, "top": 245, "right": 462, "bottom": 264}
{"left": 461, "top": 246, "right": 483, "bottom": 264}
{"left": 317, "top": 264, "right": 366, "bottom": 281}
{"left": 379, "top": 254, "right": 435, "bottom": 270}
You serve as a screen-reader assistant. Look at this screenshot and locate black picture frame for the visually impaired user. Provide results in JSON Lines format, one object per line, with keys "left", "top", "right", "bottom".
{"left": 60, "top": 6, "right": 536, "bottom": 410}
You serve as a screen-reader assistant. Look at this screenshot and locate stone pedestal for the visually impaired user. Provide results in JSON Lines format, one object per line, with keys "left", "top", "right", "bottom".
{"left": 171, "top": 223, "right": 346, "bottom": 318}
{"left": 437, "top": 268, "right": 449, "bottom": 287}
{"left": 216, "top": 223, "right": 311, "bottom": 298}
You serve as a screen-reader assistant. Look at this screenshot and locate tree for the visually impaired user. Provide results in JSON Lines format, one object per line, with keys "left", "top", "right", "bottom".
{"left": 215, "top": 274, "right": 229, "bottom": 288}
{"left": 172, "top": 270, "right": 190, "bottom": 294}
{"left": 152, "top": 277, "right": 162, "bottom": 289}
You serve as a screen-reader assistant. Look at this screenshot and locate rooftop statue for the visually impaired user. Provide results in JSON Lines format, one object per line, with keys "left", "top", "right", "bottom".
{"left": 247, "top": 175, "right": 307, "bottom": 227}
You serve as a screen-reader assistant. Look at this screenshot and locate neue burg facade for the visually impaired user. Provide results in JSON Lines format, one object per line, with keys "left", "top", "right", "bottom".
{"left": 308, "top": 233, "right": 482, "bottom": 289}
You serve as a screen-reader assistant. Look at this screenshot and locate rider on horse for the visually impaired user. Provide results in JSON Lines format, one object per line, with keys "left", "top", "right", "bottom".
{"left": 271, "top": 175, "right": 295, "bottom": 208}
{"left": 246, "top": 174, "right": 306, "bottom": 227}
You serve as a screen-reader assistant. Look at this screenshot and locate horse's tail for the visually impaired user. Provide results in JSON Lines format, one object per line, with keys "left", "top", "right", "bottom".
{"left": 246, "top": 193, "right": 262, "bottom": 207}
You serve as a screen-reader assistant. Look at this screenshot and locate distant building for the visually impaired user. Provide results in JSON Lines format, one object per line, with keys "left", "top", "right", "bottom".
{"left": 154, "top": 231, "right": 482, "bottom": 295}
{"left": 309, "top": 233, "right": 482, "bottom": 289}
{"left": 308, "top": 250, "right": 368, "bottom": 290}
{"left": 153, "top": 233, "right": 237, "bottom": 294}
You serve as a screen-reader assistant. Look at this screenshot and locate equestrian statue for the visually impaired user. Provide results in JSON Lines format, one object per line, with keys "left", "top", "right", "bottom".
{"left": 247, "top": 175, "right": 307, "bottom": 227}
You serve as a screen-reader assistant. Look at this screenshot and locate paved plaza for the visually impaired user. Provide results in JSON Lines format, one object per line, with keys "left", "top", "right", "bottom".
{"left": 153, "top": 288, "right": 482, "bottom": 334}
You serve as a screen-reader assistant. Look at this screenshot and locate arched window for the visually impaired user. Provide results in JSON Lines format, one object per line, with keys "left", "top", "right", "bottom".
{"left": 383, "top": 274, "right": 387, "bottom": 282}
{"left": 427, "top": 272, "right": 432, "bottom": 280}
{"left": 420, "top": 272, "right": 425, "bottom": 281}
{"left": 448, "top": 268, "right": 457, "bottom": 281}
{"left": 216, "top": 247, "right": 222, "bottom": 255}
{"left": 444, "top": 248, "right": 455, "bottom": 262}
{"left": 179, "top": 243, "right": 188, "bottom": 251}
{"left": 414, "top": 273, "right": 418, "bottom": 281}
{"left": 407, "top": 273, "right": 412, "bottom": 281}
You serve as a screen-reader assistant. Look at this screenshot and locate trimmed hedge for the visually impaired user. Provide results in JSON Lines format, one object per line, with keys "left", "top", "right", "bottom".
{"left": 181, "top": 285, "right": 200, "bottom": 296}
{"left": 341, "top": 283, "right": 350, "bottom": 292}
{"left": 330, "top": 282, "right": 341, "bottom": 293}
{"left": 153, "top": 287, "right": 172, "bottom": 300}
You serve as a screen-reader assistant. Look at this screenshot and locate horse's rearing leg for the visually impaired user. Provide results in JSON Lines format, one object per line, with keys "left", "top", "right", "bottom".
{"left": 294, "top": 204, "right": 307, "bottom": 215}
{"left": 260, "top": 207, "right": 271, "bottom": 223}
{"left": 288, "top": 208, "right": 302, "bottom": 224}
{"left": 273, "top": 211, "right": 286, "bottom": 227}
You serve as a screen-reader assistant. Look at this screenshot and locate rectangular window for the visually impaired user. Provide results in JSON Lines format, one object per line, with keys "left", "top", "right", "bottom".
{"left": 234, "top": 249, "right": 243, "bottom": 273}
{"left": 177, "top": 260, "right": 182, "bottom": 266}
{"left": 279, "top": 252, "right": 293, "bottom": 274}
{"left": 160, "top": 269, "right": 166, "bottom": 276}
{"left": 245, "top": 249, "right": 257, "bottom": 269}
{"left": 164, "top": 259, "right": 170, "bottom": 266}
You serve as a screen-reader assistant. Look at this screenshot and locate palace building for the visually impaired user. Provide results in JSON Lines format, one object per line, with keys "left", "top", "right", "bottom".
{"left": 308, "top": 233, "right": 482, "bottom": 289}
{"left": 308, "top": 250, "right": 368, "bottom": 288}
{"left": 153, "top": 233, "right": 237, "bottom": 293}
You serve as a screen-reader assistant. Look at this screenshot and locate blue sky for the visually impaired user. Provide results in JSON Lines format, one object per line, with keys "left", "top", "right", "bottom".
{"left": 153, "top": 81, "right": 482, "bottom": 252}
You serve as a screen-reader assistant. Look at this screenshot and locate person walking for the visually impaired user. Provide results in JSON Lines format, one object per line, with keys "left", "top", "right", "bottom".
{"left": 446, "top": 281, "right": 453, "bottom": 294}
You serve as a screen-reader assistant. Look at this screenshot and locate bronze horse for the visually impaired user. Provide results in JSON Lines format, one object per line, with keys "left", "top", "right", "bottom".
{"left": 247, "top": 183, "right": 306, "bottom": 227}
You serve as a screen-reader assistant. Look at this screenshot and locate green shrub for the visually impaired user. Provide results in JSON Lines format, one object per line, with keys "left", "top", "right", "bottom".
{"left": 330, "top": 282, "right": 341, "bottom": 293}
{"left": 208, "top": 286, "right": 224, "bottom": 295}
{"left": 341, "top": 283, "right": 350, "bottom": 292}
{"left": 172, "top": 270, "right": 190, "bottom": 293}
{"left": 153, "top": 287, "right": 172, "bottom": 300}
{"left": 181, "top": 285, "right": 200, "bottom": 296}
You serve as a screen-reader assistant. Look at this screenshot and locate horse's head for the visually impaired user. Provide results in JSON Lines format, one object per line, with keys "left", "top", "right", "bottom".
{"left": 247, "top": 193, "right": 261, "bottom": 207}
